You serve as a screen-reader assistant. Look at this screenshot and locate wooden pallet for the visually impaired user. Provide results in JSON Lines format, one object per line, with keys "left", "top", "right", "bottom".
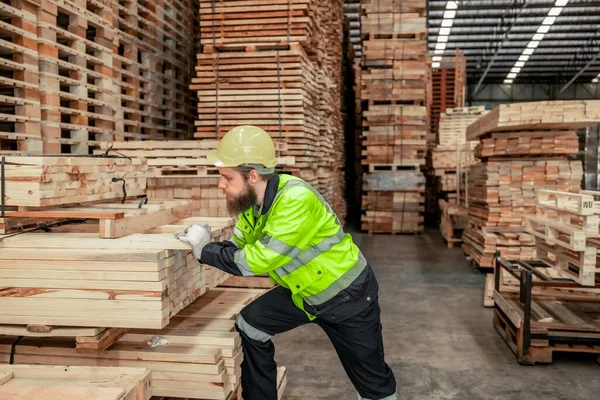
{"left": 0, "top": 365, "right": 152, "bottom": 400}
{"left": 493, "top": 291, "right": 600, "bottom": 365}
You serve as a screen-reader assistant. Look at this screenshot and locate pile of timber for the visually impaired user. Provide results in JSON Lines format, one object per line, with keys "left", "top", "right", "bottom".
{"left": 199, "top": 0, "right": 318, "bottom": 50}
{"left": 192, "top": 0, "right": 349, "bottom": 222}
{"left": 1, "top": 156, "right": 147, "bottom": 208}
{"left": 426, "top": 106, "right": 485, "bottom": 212}
{"left": 0, "top": 365, "right": 152, "bottom": 399}
{"left": 359, "top": 0, "right": 428, "bottom": 234}
{"left": 93, "top": 140, "right": 294, "bottom": 218}
{"left": 0, "top": 1, "right": 197, "bottom": 157}
{"left": 526, "top": 190, "right": 600, "bottom": 286}
{"left": 462, "top": 100, "right": 600, "bottom": 268}
{"left": 0, "top": 288, "right": 272, "bottom": 400}
{"left": 361, "top": 170, "right": 425, "bottom": 233}
{"left": 0, "top": 204, "right": 235, "bottom": 329}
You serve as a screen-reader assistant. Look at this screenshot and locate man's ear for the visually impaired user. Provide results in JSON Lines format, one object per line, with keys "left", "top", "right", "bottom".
{"left": 248, "top": 169, "right": 261, "bottom": 183}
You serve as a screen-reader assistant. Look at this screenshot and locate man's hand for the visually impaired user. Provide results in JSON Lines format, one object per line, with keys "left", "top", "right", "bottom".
{"left": 174, "top": 224, "right": 212, "bottom": 259}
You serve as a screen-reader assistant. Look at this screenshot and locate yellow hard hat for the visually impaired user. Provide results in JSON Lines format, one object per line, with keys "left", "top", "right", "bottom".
{"left": 207, "top": 126, "right": 278, "bottom": 170}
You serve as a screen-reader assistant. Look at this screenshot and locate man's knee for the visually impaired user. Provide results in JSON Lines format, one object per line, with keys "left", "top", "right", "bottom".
{"left": 236, "top": 304, "right": 273, "bottom": 343}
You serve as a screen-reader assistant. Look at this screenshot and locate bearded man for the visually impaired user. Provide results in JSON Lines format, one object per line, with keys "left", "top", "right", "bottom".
{"left": 175, "top": 126, "right": 396, "bottom": 400}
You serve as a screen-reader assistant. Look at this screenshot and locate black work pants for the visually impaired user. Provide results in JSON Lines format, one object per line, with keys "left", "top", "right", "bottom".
{"left": 234, "top": 286, "right": 397, "bottom": 400}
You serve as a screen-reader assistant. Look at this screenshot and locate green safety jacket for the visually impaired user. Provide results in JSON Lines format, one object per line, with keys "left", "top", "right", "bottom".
{"left": 200, "top": 174, "right": 378, "bottom": 320}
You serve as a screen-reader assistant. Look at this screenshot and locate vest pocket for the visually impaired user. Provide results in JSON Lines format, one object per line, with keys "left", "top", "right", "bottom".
{"left": 281, "top": 264, "right": 324, "bottom": 295}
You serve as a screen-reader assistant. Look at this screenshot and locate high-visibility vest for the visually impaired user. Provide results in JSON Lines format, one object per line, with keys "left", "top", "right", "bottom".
{"left": 230, "top": 174, "right": 367, "bottom": 318}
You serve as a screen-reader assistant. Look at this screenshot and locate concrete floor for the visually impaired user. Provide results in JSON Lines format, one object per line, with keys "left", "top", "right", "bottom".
{"left": 274, "top": 229, "right": 600, "bottom": 400}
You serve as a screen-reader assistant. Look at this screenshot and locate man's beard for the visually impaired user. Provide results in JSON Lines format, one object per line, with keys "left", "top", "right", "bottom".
{"left": 226, "top": 183, "right": 258, "bottom": 216}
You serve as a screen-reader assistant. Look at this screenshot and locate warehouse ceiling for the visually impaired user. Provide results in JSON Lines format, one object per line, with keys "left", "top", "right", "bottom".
{"left": 428, "top": 0, "right": 600, "bottom": 87}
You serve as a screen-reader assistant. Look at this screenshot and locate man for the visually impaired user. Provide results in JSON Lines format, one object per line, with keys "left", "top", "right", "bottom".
{"left": 175, "top": 126, "right": 396, "bottom": 400}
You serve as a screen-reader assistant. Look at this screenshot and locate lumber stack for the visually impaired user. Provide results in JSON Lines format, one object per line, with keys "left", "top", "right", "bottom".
{"left": 427, "top": 106, "right": 485, "bottom": 208}
{"left": 462, "top": 100, "right": 600, "bottom": 268}
{"left": 192, "top": 0, "right": 349, "bottom": 222}
{"left": 0, "top": 215, "right": 235, "bottom": 329}
{"left": 0, "top": 365, "right": 152, "bottom": 399}
{"left": 0, "top": 288, "right": 269, "bottom": 400}
{"left": 359, "top": 0, "right": 428, "bottom": 234}
{"left": 1, "top": 156, "right": 147, "bottom": 207}
{"left": 0, "top": 1, "right": 198, "bottom": 157}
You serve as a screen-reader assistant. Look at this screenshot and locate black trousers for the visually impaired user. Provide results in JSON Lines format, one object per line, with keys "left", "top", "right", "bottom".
{"left": 234, "top": 286, "right": 397, "bottom": 400}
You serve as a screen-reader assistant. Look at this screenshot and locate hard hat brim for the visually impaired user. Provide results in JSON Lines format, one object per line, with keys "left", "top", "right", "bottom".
{"left": 207, "top": 150, "right": 225, "bottom": 167}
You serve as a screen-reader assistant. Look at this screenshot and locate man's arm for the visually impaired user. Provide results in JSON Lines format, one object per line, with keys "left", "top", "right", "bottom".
{"left": 200, "top": 194, "right": 316, "bottom": 277}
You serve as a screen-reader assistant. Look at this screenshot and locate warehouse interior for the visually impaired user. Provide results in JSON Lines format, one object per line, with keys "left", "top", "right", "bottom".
{"left": 1, "top": 0, "right": 600, "bottom": 399}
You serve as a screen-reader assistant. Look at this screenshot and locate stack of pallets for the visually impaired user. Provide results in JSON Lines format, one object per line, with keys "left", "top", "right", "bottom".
{"left": 0, "top": 1, "right": 42, "bottom": 155}
{"left": 526, "top": 190, "right": 600, "bottom": 286}
{"left": 359, "top": 0, "right": 428, "bottom": 234}
{"left": 428, "top": 50, "right": 466, "bottom": 143}
{"left": 0, "top": 1, "right": 198, "bottom": 157}
{"left": 193, "top": 0, "right": 349, "bottom": 222}
{"left": 462, "top": 100, "right": 600, "bottom": 268}
{"left": 113, "top": 0, "right": 197, "bottom": 141}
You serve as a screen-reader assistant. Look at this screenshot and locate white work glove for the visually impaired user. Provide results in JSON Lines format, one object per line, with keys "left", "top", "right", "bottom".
{"left": 174, "top": 224, "right": 212, "bottom": 259}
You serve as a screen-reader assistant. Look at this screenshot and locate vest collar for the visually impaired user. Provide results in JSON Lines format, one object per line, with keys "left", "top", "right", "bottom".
{"left": 260, "top": 174, "right": 280, "bottom": 215}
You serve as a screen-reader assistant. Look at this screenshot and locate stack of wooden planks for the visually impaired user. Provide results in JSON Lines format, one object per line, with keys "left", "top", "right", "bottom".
{"left": 359, "top": 0, "right": 428, "bottom": 234}
{"left": 0, "top": 1, "right": 198, "bottom": 157}
{"left": 360, "top": 170, "right": 425, "bottom": 233}
{"left": 427, "top": 106, "right": 485, "bottom": 212}
{"left": 1, "top": 156, "right": 147, "bottom": 207}
{"left": 192, "top": 0, "right": 349, "bottom": 223}
{"left": 0, "top": 365, "right": 152, "bottom": 399}
{"left": 462, "top": 100, "right": 600, "bottom": 268}
{"left": 526, "top": 190, "right": 600, "bottom": 286}
{"left": 0, "top": 288, "right": 270, "bottom": 400}
{"left": 0, "top": 215, "right": 235, "bottom": 329}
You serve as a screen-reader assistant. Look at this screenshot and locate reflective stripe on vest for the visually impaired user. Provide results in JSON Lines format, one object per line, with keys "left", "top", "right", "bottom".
{"left": 303, "top": 252, "right": 368, "bottom": 306}
{"left": 269, "top": 228, "right": 347, "bottom": 277}
{"left": 233, "top": 251, "right": 255, "bottom": 276}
